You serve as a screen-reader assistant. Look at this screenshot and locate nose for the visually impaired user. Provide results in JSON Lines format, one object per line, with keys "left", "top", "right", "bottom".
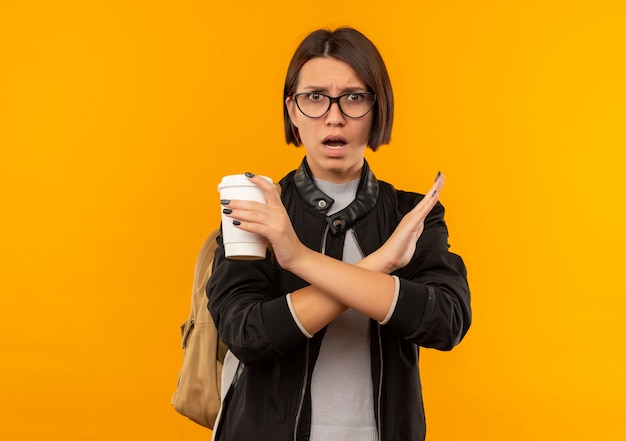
{"left": 325, "top": 101, "right": 346, "bottom": 126}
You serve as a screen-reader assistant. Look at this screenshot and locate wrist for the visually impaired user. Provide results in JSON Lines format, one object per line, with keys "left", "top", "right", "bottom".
{"left": 282, "top": 242, "right": 315, "bottom": 275}
{"left": 359, "top": 249, "right": 396, "bottom": 274}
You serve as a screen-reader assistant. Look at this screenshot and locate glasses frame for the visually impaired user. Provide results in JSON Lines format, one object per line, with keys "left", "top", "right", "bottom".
{"left": 291, "top": 92, "right": 377, "bottom": 119}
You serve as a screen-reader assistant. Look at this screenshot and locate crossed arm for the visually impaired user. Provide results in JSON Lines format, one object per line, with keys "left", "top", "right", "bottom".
{"left": 220, "top": 173, "right": 445, "bottom": 335}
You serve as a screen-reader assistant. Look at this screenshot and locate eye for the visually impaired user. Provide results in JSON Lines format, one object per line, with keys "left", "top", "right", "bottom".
{"left": 307, "top": 93, "right": 323, "bottom": 102}
{"left": 346, "top": 93, "right": 365, "bottom": 102}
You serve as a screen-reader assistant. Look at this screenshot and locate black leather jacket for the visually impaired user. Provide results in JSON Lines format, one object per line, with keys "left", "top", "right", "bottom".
{"left": 208, "top": 159, "right": 471, "bottom": 441}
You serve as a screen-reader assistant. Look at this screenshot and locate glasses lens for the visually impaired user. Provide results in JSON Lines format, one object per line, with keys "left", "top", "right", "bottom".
{"left": 294, "top": 93, "right": 375, "bottom": 118}
{"left": 339, "top": 93, "right": 375, "bottom": 118}
{"left": 295, "top": 93, "right": 330, "bottom": 118}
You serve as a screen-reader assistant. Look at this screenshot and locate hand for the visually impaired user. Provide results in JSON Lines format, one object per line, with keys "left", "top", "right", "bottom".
{"left": 364, "top": 172, "right": 445, "bottom": 274}
{"left": 220, "top": 173, "right": 306, "bottom": 269}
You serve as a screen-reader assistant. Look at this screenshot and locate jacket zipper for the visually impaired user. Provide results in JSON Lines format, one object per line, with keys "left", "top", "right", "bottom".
{"left": 293, "top": 339, "right": 310, "bottom": 441}
{"left": 377, "top": 323, "right": 384, "bottom": 441}
{"left": 350, "top": 227, "right": 365, "bottom": 260}
{"left": 321, "top": 224, "right": 330, "bottom": 255}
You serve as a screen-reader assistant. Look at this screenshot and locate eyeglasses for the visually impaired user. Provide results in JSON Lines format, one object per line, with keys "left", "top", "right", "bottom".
{"left": 291, "top": 92, "right": 376, "bottom": 119}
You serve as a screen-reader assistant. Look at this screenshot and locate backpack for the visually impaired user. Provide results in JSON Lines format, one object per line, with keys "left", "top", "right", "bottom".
{"left": 171, "top": 183, "right": 280, "bottom": 429}
{"left": 171, "top": 228, "right": 228, "bottom": 429}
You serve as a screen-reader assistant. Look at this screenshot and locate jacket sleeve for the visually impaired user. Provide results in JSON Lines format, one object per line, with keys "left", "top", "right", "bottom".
{"left": 384, "top": 201, "right": 472, "bottom": 350}
{"left": 207, "top": 231, "right": 308, "bottom": 366}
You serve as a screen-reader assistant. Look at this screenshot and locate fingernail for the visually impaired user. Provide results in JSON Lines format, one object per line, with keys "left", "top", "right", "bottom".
{"left": 434, "top": 171, "right": 441, "bottom": 182}
{"left": 232, "top": 220, "right": 241, "bottom": 226}
{"left": 222, "top": 208, "right": 232, "bottom": 214}
{"left": 245, "top": 172, "right": 255, "bottom": 178}
{"left": 220, "top": 199, "right": 230, "bottom": 205}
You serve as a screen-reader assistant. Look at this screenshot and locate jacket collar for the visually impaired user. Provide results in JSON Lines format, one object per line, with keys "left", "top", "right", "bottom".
{"left": 294, "top": 157, "right": 379, "bottom": 235}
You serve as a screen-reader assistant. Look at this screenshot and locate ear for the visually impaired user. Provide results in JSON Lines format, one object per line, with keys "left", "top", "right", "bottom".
{"left": 285, "top": 96, "right": 299, "bottom": 128}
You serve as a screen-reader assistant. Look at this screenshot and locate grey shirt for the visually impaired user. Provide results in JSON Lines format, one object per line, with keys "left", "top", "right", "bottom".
{"left": 308, "top": 178, "right": 378, "bottom": 441}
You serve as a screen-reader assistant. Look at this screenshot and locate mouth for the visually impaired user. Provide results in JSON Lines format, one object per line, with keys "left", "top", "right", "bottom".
{"left": 322, "top": 135, "right": 347, "bottom": 149}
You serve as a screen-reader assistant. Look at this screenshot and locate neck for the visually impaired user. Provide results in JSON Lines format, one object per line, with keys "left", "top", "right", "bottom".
{"left": 306, "top": 158, "right": 364, "bottom": 183}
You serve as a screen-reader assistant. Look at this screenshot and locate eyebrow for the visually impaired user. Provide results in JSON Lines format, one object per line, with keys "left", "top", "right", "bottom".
{"left": 299, "top": 86, "right": 368, "bottom": 94}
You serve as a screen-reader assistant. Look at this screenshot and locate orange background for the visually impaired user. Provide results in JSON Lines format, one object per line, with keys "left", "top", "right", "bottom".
{"left": 1, "top": 1, "right": 625, "bottom": 440}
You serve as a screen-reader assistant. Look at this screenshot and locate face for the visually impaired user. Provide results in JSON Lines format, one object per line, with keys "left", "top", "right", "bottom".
{"left": 286, "top": 57, "right": 373, "bottom": 183}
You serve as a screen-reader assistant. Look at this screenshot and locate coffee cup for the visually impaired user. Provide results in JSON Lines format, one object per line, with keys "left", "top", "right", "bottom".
{"left": 218, "top": 174, "right": 272, "bottom": 260}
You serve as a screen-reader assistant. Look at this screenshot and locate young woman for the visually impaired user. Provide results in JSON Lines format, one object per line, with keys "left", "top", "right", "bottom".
{"left": 208, "top": 27, "right": 471, "bottom": 441}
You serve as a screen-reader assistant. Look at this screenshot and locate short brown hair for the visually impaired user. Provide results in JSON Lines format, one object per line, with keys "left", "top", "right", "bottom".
{"left": 283, "top": 28, "right": 394, "bottom": 151}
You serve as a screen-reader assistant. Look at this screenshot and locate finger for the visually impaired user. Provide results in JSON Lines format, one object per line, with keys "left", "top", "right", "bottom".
{"left": 245, "top": 172, "right": 281, "bottom": 206}
{"left": 227, "top": 209, "right": 266, "bottom": 229}
{"left": 431, "top": 171, "right": 445, "bottom": 198}
{"left": 407, "top": 172, "right": 446, "bottom": 219}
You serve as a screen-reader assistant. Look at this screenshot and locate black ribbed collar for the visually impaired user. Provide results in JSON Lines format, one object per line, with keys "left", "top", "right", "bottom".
{"left": 294, "top": 158, "right": 379, "bottom": 235}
